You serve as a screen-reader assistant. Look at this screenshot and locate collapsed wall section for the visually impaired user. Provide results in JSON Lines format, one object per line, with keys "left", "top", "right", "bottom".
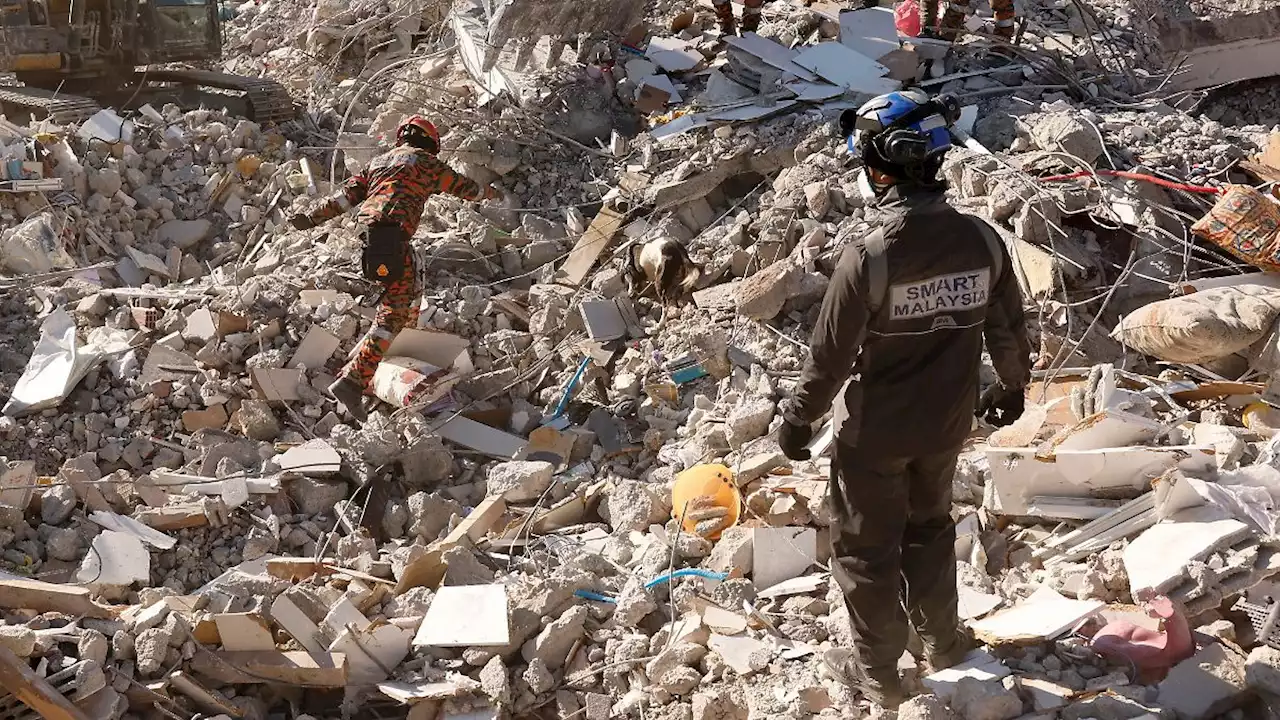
{"left": 1128, "top": 0, "right": 1280, "bottom": 90}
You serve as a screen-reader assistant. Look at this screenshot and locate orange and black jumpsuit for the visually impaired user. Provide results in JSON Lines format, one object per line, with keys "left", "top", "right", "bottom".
{"left": 307, "top": 145, "right": 484, "bottom": 390}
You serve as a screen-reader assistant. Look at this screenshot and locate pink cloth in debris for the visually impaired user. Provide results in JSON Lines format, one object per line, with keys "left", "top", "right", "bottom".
{"left": 1089, "top": 596, "right": 1195, "bottom": 683}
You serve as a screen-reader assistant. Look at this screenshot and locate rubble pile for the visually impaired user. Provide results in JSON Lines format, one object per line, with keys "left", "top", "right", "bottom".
{"left": 10, "top": 0, "right": 1280, "bottom": 717}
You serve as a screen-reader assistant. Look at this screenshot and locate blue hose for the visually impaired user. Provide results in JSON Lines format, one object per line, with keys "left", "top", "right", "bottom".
{"left": 573, "top": 569, "right": 728, "bottom": 604}
{"left": 644, "top": 568, "right": 728, "bottom": 589}
{"left": 548, "top": 357, "right": 591, "bottom": 421}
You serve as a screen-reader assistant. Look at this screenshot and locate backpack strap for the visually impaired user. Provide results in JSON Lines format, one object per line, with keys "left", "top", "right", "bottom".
{"left": 864, "top": 228, "right": 889, "bottom": 315}
{"left": 864, "top": 216, "right": 1004, "bottom": 315}
{"left": 968, "top": 215, "right": 1004, "bottom": 287}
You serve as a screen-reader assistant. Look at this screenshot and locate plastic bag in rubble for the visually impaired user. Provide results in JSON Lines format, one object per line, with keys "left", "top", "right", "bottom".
{"left": 371, "top": 356, "right": 465, "bottom": 409}
{"left": 894, "top": 0, "right": 922, "bottom": 36}
{"left": 3, "top": 307, "right": 132, "bottom": 416}
{"left": 1110, "top": 284, "right": 1280, "bottom": 364}
{"left": 0, "top": 212, "right": 74, "bottom": 275}
{"left": 1191, "top": 185, "right": 1280, "bottom": 271}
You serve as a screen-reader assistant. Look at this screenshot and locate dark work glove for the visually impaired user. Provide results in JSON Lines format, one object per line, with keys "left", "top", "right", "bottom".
{"left": 779, "top": 420, "right": 814, "bottom": 461}
{"left": 289, "top": 213, "right": 315, "bottom": 231}
{"left": 977, "top": 383, "right": 1025, "bottom": 428}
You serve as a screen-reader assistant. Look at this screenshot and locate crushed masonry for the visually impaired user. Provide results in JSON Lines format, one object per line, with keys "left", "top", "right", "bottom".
{"left": 4, "top": 0, "right": 1280, "bottom": 717}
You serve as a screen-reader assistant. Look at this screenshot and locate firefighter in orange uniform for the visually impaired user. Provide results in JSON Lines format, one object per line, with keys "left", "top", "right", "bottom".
{"left": 290, "top": 116, "right": 498, "bottom": 420}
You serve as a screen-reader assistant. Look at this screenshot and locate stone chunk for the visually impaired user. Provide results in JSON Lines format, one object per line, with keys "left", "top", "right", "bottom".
{"left": 486, "top": 460, "right": 554, "bottom": 503}
{"left": 238, "top": 400, "right": 280, "bottom": 441}
{"left": 705, "top": 526, "right": 754, "bottom": 575}
{"left": 804, "top": 181, "right": 831, "bottom": 218}
{"left": 899, "top": 694, "right": 957, "bottom": 720}
{"left": 952, "top": 677, "right": 1022, "bottom": 720}
{"left": 479, "top": 655, "right": 511, "bottom": 705}
{"left": 407, "top": 492, "right": 462, "bottom": 542}
{"left": 0, "top": 625, "right": 36, "bottom": 656}
{"left": 1157, "top": 643, "right": 1247, "bottom": 720}
{"left": 155, "top": 219, "right": 214, "bottom": 249}
{"left": 285, "top": 476, "right": 349, "bottom": 516}
{"left": 604, "top": 479, "right": 668, "bottom": 532}
{"left": 1027, "top": 112, "right": 1104, "bottom": 163}
{"left": 521, "top": 605, "right": 588, "bottom": 670}
{"left": 735, "top": 260, "right": 798, "bottom": 320}
{"left": 41, "top": 484, "right": 77, "bottom": 525}
{"left": 726, "top": 398, "right": 775, "bottom": 449}
{"left": 134, "top": 627, "right": 171, "bottom": 675}
{"left": 1246, "top": 645, "right": 1280, "bottom": 696}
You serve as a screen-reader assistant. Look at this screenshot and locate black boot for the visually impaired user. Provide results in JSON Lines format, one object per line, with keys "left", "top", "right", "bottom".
{"left": 328, "top": 376, "right": 368, "bottom": 422}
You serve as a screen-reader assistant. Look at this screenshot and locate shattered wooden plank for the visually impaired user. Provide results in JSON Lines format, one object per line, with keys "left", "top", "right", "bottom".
{"left": 214, "top": 613, "right": 277, "bottom": 652}
{"left": 190, "top": 650, "right": 347, "bottom": 687}
{"left": 133, "top": 503, "right": 211, "bottom": 531}
{"left": 558, "top": 204, "right": 627, "bottom": 286}
{"left": 0, "top": 644, "right": 91, "bottom": 720}
{"left": 0, "top": 577, "right": 120, "bottom": 619}
{"left": 441, "top": 496, "right": 508, "bottom": 547}
{"left": 167, "top": 671, "right": 243, "bottom": 718}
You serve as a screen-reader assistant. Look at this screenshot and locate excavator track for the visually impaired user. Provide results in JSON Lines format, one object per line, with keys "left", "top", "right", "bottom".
{"left": 143, "top": 69, "right": 296, "bottom": 124}
{"left": 0, "top": 85, "right": 102, "bottom": 124}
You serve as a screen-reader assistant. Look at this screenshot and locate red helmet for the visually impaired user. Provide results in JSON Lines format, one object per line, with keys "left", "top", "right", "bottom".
{"left": 397, "top": 115, "right": 440, "bottom": 148}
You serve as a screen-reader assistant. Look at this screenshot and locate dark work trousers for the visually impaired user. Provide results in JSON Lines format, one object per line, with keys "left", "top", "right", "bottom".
{"left": 829, "top": 439, "right": 963, "bottom": 684}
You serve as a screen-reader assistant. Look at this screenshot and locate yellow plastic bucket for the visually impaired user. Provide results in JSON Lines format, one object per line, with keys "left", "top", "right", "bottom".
{"left": 1243, "top": 402, "right": 1280, "bottom": 438}
{"left": 671, "top": 463, "right": 741, "bottom": 539}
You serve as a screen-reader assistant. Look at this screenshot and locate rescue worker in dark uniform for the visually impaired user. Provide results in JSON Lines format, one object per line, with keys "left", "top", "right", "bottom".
{"left": 290, "top": 116, "right": 497, "bottom": 421}
{"left": 775, "top": 89, "right": 1032, "bottom": 709}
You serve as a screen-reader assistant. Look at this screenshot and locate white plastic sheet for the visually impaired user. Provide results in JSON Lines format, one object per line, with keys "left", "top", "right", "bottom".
{"left": 0, "top": 212, "right": 74, "bottom": 275}
{"left": 3, "top": 308, "right": 132, "bottom": 417}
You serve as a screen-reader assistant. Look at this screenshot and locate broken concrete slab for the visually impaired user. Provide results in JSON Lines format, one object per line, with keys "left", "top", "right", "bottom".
{"left": 438, "top": 416, "right": 527, "bottom": 460}
{"left": 707, "top": 633, "right": 771, "bottom": 676}
{"left": 385, "top": 329, "right": 473, "bottom": 372}
{"left": 792, "top": 42, "right": 898, "bottom": 95}
{"left": 251, "top": 367, "right": 305, "bottom": 403}
{"left": 579, "top": 300, "right": 627, "bottom": 341}
{"left": 752, "top": 527, "right": 816, "bottom": 590}
{"left": 88, "top": 511, "right": 176, "bottom": 550}
{"left": 969, "top": 586, "right": 1103, "bottom": 644}
{"left": 959, "top": 586, "right": 1004, "bottom": 621}
{"left": 75, "top": 530, "right": 150, "bottom": 588}
{"left": 287, "top": 325, "right": 341, "bottom": 370}
{"left": 278, "top": 439, "right": 342, "bottom": 475}
{"left": 838, "top": 7, "right": 900, "bottom": 60}
{"left": 413, "top": 585, "right": 509, "bottom": 648}
{"left": 645, "top": 36, "right": 702, "bottom": 72}
{"left": 1124, "top": 511, "right": 1252, "bottom": 597}
{"left": 486, "top": 460, "right": 554, "bottom": 502}
{"left": 329, "top": 622, "right": 413, "bottom": 683}
{"left": 922, "top": 649, "right": 1012, "bottom": 702}
{"left": 984, "top": 445, "right": 1214, "bottom": 517}
{"left": 953, "top": 676, "right": 1023, "bottom": 720}
{"left": 1156, "top": 642, "right": 1248, "bottom": 720}
{"left": 723, "top": 33, "right": 820, "bottom": 83}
